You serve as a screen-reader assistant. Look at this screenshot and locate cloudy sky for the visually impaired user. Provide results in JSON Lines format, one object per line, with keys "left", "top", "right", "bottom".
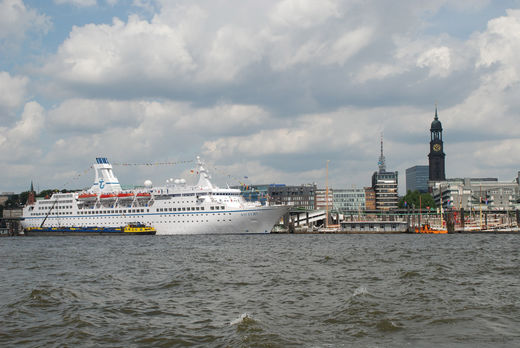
{"left": 1, "top": 0, "right": 520, "bottom": 194}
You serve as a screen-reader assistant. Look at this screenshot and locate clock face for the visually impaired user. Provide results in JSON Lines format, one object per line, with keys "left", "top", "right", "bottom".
{"left": 433, "top": 143, "right": 441, "bottom": 152}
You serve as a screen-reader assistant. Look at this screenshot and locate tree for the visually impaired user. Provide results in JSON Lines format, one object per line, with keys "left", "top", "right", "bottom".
{"left": 38, "top": 189, "right": 57, "bottom": 198}
{"left": 399, "top": 190, "right": 436, "bottom": 210}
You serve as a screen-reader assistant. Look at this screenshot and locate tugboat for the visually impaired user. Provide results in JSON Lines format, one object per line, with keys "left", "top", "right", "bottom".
{"left": 414, "top": 224, "right": 448, "bottom": 234}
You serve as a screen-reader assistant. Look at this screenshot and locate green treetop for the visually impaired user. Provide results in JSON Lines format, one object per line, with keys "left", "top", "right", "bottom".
{"left": 399, "top": 190, "right": 436, "bottom": 210}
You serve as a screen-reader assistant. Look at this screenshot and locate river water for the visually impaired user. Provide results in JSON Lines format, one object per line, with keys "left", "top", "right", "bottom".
{"left": 1, "top": 234, "right": 519, "bottom": 347}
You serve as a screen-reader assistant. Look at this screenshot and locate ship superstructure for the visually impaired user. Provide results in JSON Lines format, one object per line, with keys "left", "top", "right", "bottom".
{"left": 22, "top": 157, "right": 288, "bottom": 235}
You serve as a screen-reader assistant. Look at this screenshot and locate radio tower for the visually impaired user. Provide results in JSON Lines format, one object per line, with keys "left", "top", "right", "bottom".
{"left": 378, "top": 133, "right": 386, "bottom": 173}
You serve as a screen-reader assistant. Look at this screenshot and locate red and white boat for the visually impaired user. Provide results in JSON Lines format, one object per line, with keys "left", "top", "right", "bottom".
{"left": 77, "top": 193, "right": 97, "bottom": 201}
{"left": 117, "top": 192, "right": 135, "bottom": 199}
{"left": 99, "top": 193, "right": 117, "bottom": 200}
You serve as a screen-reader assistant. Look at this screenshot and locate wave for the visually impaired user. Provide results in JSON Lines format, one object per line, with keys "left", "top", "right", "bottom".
{"left": 230, "top": 313, "right": 255, "bottom": 327}
{"left": 352, "top": 286, "right": 369, "bottom": 297}
{"left": 375, "top": 319, "right": 403, "bottom": 332}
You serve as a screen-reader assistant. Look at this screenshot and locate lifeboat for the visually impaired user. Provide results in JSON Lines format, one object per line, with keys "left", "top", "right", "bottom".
{"left": 136, "top": 192, "right": 151, "bottom": 198}
{"left": 99, "top": 193, "right": 117, "bottom": 200}
{"left": 78, "top": 193, "right": 98, "bottom": 201}
{"left": 117, "top": 192, "right": 135, "bottom": 199}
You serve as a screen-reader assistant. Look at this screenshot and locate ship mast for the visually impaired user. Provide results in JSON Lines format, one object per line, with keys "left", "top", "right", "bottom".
{"left": 325, "top": 160, "right": 330, "bottom": 228}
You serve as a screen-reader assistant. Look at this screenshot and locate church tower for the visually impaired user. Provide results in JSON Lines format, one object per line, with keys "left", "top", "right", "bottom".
{"left": 428, "top": 106, "right": 446, "bottom": 181}
{"left": 26, "top": 181, "right": 36, "bottom": 205}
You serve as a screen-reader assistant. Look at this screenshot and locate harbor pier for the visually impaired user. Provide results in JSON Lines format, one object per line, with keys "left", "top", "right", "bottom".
{"left": 276, "top": 208, "right": 520, "bottom": 234}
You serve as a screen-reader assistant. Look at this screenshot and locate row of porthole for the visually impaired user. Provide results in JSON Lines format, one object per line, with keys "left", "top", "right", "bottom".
{"left": 158, "top": 213, "right": 232, "bottom": 217}
{"left": 31, "top": 212, "right": 73, "bottom": 216}
{"left": 155, "top": 219, "right": 232, "bottom": 223}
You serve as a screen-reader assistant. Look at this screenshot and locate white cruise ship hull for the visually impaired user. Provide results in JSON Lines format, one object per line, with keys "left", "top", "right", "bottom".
{"left": 22, "top": 205, "right": 288, "bottom": 235}
{"left": 21, "top": 157, "right": 289, "bottom": 235}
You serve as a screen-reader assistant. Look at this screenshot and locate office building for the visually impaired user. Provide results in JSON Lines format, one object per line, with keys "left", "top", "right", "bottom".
{"left": 406, "top": 165, "right": 429, "bottom": 193}
{"left": 371, "top": 136, "right": 399, "bottom": 211}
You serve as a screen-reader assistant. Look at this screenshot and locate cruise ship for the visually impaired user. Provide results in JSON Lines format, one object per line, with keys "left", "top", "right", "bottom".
{"left": 21, "top": 157, "right": 289, "bottom": 235}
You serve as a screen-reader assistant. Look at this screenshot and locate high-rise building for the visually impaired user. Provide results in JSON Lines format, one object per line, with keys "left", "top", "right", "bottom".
{"left": 428, "top": 106, "right": 446, "bottom": 182}
{"left": 406, "top": 165, "right": 429, "bottom": 193}
{"left": 371, "top": 136, "right": 399, "bottom": 211}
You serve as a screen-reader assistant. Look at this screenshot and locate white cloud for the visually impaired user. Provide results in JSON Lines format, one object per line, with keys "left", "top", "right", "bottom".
{"left": 5, "top": 1, "right": 520, "bottom": 193}
{"left": 48, "top": 98, "right": 145, "bottom": 132}
{"left": 44, "top": 98, "right": 273, "bottom": 161}
{"left": 202, "top": 106, "right": 421, "bottom": 160}
{"left": 0, "top": 101, "right": 45, "bottom": 161}
{"left": 323, "top": 27, "right": 373, "bottom": 66}
{"left": 439, "top": 9, "right": 520, "bottom": 141}
{"left": 54, "top": 0, "right": 97, "bottom": 7}
{"left": 474, "top": 9, "right": 520, "bottom": 89}
{"left": 43, "top": 14, "right": 196, "bottom": 85}
{"left": 0, "top": 71, "right": 29, "bottom": 117}
{"left": 473, "top": 139, "right": 520, "bottom": 168}
{"left": 36, "top": 1, "right": 376, "bottom": 91}
{"left": 9, "top": 101, "right": 44, "bottom": 140}
{"left": 417, "top": 46, "right": 452, "bottom": 77}
{"left": 393, "top": 35, "right": 470, "bottom": 78}
{"left": 211, "top": 160, "right": 325, "bottom": 187}
{"left": 199, "top": 25, "right": 262, "bottom": 82}
{"left": 0, "top": 0, "right": 50, "bottom": 42}
{"left": 355, "top": 63, "right": 407, "bottom": 83}
{"left": 270, "top": 0, "right": 340, "bottom": 29}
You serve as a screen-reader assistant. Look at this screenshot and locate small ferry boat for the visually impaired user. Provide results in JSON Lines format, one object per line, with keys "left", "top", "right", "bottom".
{"left": 24, "top": 223, "right": 156, "bottom": 236}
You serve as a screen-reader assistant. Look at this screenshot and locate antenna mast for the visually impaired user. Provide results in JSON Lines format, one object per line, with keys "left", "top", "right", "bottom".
{"left": 378, "top": 133, "right": 386, "bottom": 173}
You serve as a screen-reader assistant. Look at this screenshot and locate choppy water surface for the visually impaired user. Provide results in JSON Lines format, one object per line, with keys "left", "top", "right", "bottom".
{"left": 1, "top": 234, "right": 519, "bottom": 347}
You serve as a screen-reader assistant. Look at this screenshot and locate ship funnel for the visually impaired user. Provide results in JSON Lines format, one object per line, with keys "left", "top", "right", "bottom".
{"left": 89, "top": 157, "right": 122, "bottom": 193}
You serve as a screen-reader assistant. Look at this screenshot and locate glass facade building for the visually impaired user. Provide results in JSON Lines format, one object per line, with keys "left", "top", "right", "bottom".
{"left": 333, "top": 188, "right": 366, "bottom": 213}
{"left": 406, "top": 165, "right": 429, "bottom": 193}
{"left": 267, "top": 184, "right": 316, "bottom": 210}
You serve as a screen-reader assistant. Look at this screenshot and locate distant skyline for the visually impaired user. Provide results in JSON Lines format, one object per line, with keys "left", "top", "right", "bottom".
{"left": 1, "top": 0, "right": 520, "bottom": 194}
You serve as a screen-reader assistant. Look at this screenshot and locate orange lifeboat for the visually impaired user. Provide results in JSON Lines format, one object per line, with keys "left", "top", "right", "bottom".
{"left": 136, "top": 192, "right": 151, "bottom": 200}
{"left": 117, "top": 192, "right": 135, "bottom": 199}
{"left": 78, "top": 193, "right": 97, "bottom": 201}
{"left": 99, "top": 193, "right": 117, "bottom": 200}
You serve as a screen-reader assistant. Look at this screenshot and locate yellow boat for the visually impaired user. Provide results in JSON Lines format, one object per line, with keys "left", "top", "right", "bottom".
{"left": 25, "top": 223, "right": 156, "bottom": 236}
{"left": 123, "top": 223, "right": 156, "bottom": 234}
